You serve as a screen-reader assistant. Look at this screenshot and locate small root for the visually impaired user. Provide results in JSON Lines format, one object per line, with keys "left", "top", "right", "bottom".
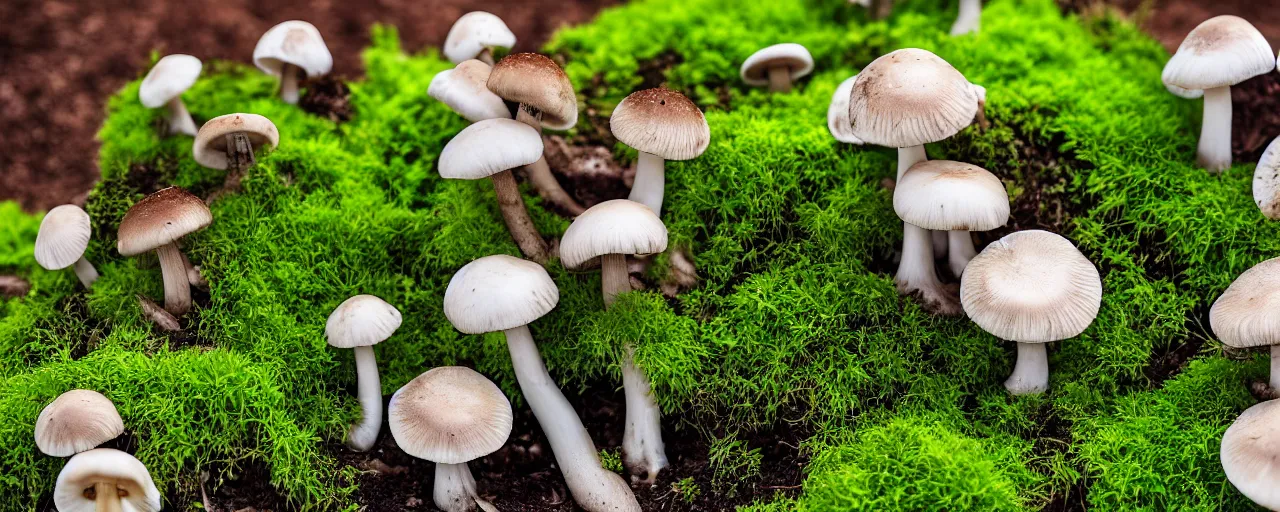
{"left": 139, "top": 295, "right": 182, "bottom": 332}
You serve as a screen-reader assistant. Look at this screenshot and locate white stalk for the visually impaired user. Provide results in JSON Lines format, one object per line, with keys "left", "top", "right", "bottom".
{"left": 280, "top": 63, "right": 301, "bottom": 105}
{"left": 1004, "top": 342, "right": 1049, "bottom": 395}
{"left": 73, "top": 257, "right": 98, "bottom": 289}
{"left": 165, "top": 97, "right": 198, "bottom": 136}
{"left": 1198, "top": 86, "right": 1233, "bottom": 172}
{"left": 433, "top": 462, "right": 495, "bottom": 512}
{"left": 477, "top": 48, "right": 494, "bottom": 66}
{"left": 155, "top": 242, "right": 191, "bottom": 316}
{"left": 95, "top": 482, "right": 123, "bottom": 512}
{"left": 895, "top": 222, "right": 958, "bottom": 314}
{"left": 950, "top": 0, "right": 982, "bottom": 36}
{"left": 1271, "top": 345, "right": 1280, "bottom": 391}
{"left": 348, "top": 345, "right": 382, "bottom": 452}
{"left": 947, "top": 230, "right": 978, "bottom": 278}
{"left": 628, "top": 151, "right": 667, "bottom": 215}
{"left": 897, "top": 145, "right": 927, "bottom": 181}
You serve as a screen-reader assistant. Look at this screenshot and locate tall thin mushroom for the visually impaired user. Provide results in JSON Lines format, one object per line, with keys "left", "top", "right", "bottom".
{"left": 325, "top": 294, "right": 402, "bottom": 452}
{"left": 609, "top": 88, "right": 710, "bottom": 215}
{"left": 443, "top": 12, "right": 516, "bottom": 65}
{"left": 35, "top": 205, "right": 98, "bottom": 288}
{"left": 253, "top": 20, "right": 333, "bottom": 104}
{"left": 117, "top": 187, "right": 212, "bottom": 316}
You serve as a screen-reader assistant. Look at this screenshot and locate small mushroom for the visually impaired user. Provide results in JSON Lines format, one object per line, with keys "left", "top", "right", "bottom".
{"left": 827, "top": 76, "right": 864, "bottom": 145}
{"left": 389, "top": 367, "right": 511, "bottom": 512}
{"left": 34, "top": 205, "right": 98, "bottom": 289}
{"left": 1221, "top": 399, "right": 1280, "bottom": 510}
{"left": 1253, "top": 136, "right": 1280, "bottom": 219}
{"left": 54, "top": 448, "right": 161, "bottom": 512}
{"left": 740, "top": 44, "right": 814, "bottom": 93}
{"left": 193, "top": 113, "right": 280, "bottom": 193}
{"left": 894, "top": 160, "right": 1009, "bottom": 277}
{"left": 1162, "top": 15, "right": 1275, "bottom": 172}
{"left": 609, "top": 88, "right": 710, "bottom": 215}
{"left": 117, "top": 187, "right": 212, "bottom": 316}
{"left": 253, "top": 20, "right": 333, "bottom": 104}
{"left": 325, "top": 294, "right": 402, "bottom": 452}
{"left": 960, "top": 230, "right": 1102, "bottom": 395}
{"left": 950, "top": 0, "right": 982, "bottom": 36}
{"left": 444, "top": 12, "right": 516, "bottom": 65}
{"left": 429, "top": 60, "right": 511, "bottom": 123}
{"left": 138, "top": 54, "right": 202, "bottom": 136}
{"left": 1210, "top": 257, "right": 1280, "bottom": 391}
{"left": 35, "top": 390, "right": 124, "bottom": 457}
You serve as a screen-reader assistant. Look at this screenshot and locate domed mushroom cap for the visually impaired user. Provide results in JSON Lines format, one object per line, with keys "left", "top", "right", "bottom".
{"left": 560, "top": 200, "right": 668, "bottom": 268}
{"left": 54, "top": 448, "right": 161, "bottom": 512}
{"left": 35, "top": 389, "right": 124, "bottom": 457}
{"left": 610, "top": 88, "right": 710, "bottom": 161}
{"left": 117, "top": 187, "right": 212, "bottom": 257}
{"left": 438, "top": 118, "right": 543, "bottom": 180}
{"left": 389, "top": 366, "right": 513, "bottom": 464}
{"left": 1222, "top": 399, "right": 1280, "bottom": 510}
{"left": 444, "top": 255, "right": 559, "bottom": 334}
{"left": 1210, "top": 257, "right": 1280, "bottom": 348}
{"left": 487, "top": 53, "right": 578, "bottom": 130}
{"left": 192, "top": 113, "right": 280, "bottom": 170}
{"left": 429, "top": 60, "right": 511, "bottom": 123}
{"left": 1253, "top": 138, "right": 1280, "bottom": 220}
{"left": 827, "top": 75, "right": 863, "bottom": 144}
{"left": 1161, "top": 15, "right": 1274, "bottom": 91}
{"left": 253, "top": 20, "right": 333, "bottom": 78}
{"left": 740, "top": 43, "right": 815, "bottom": 86}
{"left": 325, "top": 295, "right": 402, "bottom": 349}
{"left": 443, "top": 12, "right": 516, "bottom": 64}
{"left": 35, "top": 205, "right": 92, "bottom": 271}
{"left": 138, "top": 54, "right": 202, "bottom": 108}
{"left": 894, "top": 160, "right": 1009, "bottom": 231}
{"left": 847, "top": 48, "right": 980, "bottom": 148}
{"left": 960, "top": 230, "right": 1102, "bottom": 343}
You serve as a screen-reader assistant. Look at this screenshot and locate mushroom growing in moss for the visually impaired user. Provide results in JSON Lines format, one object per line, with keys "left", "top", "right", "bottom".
{"left": 138, "top": 54, "right": 201, "bottom": 136}
{"left": 609, "top": 88, "right": 710, "bottom": 215}
{"left": 35, "top": 205, "right": 98, "bottom": 288}
{"left": 444, "top": 12, "right": 516, "bottom": 65}
{"left": 253, "top": 20, "right": 333, "bottom": 104}
{"left": 429, "top": 60, "right": 511, "bottom": 123}
{"left": 54, "top": 448, "right": 161, "bottom": 512}
{"left": 117, "top": 187, "right": 212, "bottom": 316}
{"left": 740, "top": 44, "right": 814, "bottom": 93}
{"left": 193, "top": 113, "right": 280, "bottom": 195}
{"left": 1210, "top": 256, "right": 1280, "bottom": 392}
{"left": 326, "top": 294, "right": 402, "bottom": 452}
{"left": 35, "top": 389, "right": 124, "bottom": 457}
{"left": 827, "top": 76, "right": 864, "bottom": 145}
{"left": 1221, "top": 399, "right": 1280, "bottom": 510}
{"left": 894, "top": 160, "right": 1009, "bottom": 277}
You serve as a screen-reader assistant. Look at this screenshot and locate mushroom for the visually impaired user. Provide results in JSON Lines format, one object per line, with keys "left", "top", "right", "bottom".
{"left": 53, "top": 448, "right": 161, "bottom": 512}
{"left": 253, "top": 20, "right": 333, "bottom": 104}
{"left": 1210, "top": 256, "right": 1280, "bottom": 391}
{"left": 117, "top": 187, "right": 212, "bottom": 316}
{"left": 1161, "top": 15, "right": 1274, "bottom": 172}
{"left": 894, "top": 160, "right": 1009, "bottom": 278}
{"left": 1164, "top": 81, "right": 1203, "bottom": 100}
{"left": 35, "top": 389, "right": 124, "bottom": 457}
{"left": 609, "top": 88, "right": 711, "bottom": 215}
{"left": 444, "top": 12, "right": 516, "bottom": 65}
{"left": 1253, "top": 136, "right": 1280, "bottom": 219}
{"left": 950, "top": 0, "right": 982, "bottom": 36}
{"left": 35, "top": 205, "right": 98, "bottom": 289}
{"left": 325, "top": 294, "right": 402, "bottom": 452}
{"left": 487, "top": 53, "right": 586, "bottom": 215}
{"left": 740, "top": 44, "right": 814, "bottom": 93}
{"left": 1221, "top": 399, "right": 1280, "bottom": 510}
{"left": 389, "top": 367, "right": 511, "bottom": 512}
{"left": 559, "top": 200, "right": 669, "bottom": 483}
{"left": 193, "top": 113, "right": 280, "bottom": 192}
{"left": 827, "top": 76, "right": 864, "bottom": 145}
{"left": 444, "top": 255, "right": 640, "bottom": 512}
{"left": 438, "top": 118, "right": 549, "bottom": 262}
{"left": 138, "top": 54, "right": 201, "bottom": 136}
{"left": 429, "top": 60, "right": 511, "bottom": 123}
{"left": 960, "top": 230, "right": 1102, "bottom": 395}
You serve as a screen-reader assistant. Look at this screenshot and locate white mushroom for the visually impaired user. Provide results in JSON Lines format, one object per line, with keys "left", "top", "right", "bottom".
{"left": 1253, "top": 137, "right": 1280, "bottom": 219}
{"left": 35, "top": 390, "right": 124, "bottom": 457}
{"left": 1210, "top": 256, "right": 1280, "bottom": 391}
{"left": 609, "top": 88, "right": 710, "bottom": 215}
{"left": 117, "top": 187, "right": 212, "bottom": 316}
{"left": 740, "top": 44, "right": 814, "bottom": 93}
{"left": 138, "top": 54, "right": 202, "bottom": 136}
{"left": 253, "top": 20, "right": 333, "bottom": 104}
{"left": 894, "top": 160, "right": 1009, "bottom": 277}
{"left": 35, "top": 205, "right": 98, "bottom": 289}
{"left": 54, "top": 448, "right": 161, "bottom": 512}
{"left": 950, "top": 0, "right": 982, "bottom": 36}
{"left": 192, "top": 113, "right": 280, "bottom": 184}
{"left": 827, "top": 75, "right": 864, "bottom": 145}
{"left": 1221, "top": 399, "right": 1280, "bottom": 510}
{"left": 325, "top": 294, "right": 402, "bottom": 452}
{"left": 429, "top": 60, "right": 511, "bottom": 123}
{"left": 444, "top": 12, "right": 516, "bottom": 65}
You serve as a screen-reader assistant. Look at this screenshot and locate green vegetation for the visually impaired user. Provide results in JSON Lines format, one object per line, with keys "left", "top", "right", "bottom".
{"left": 0, "top": 0, "right": 1276, "bottom": 509}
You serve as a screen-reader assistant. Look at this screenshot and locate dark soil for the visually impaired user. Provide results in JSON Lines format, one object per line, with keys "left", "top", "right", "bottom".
{"left": 0, "top": 276, "right": 31, "bottom": 298}
{"left": 298, "top": 75, "right": 355, "bottom": 123}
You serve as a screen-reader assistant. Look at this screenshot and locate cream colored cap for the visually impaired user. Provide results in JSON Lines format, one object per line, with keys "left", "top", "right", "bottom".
{"left": 740, "top": 43, "right": 814, "bottom": 86}
{"left": 847, "top": 48, "right": 980, "bottom": 148}
{"left": 35, "top": 205, "right": 92, "bottom": 270}
{"left": 443, "top": 255, "right": 559, "bottom": 334}
{"left": 894, "top": 160, "right": 1009, "bottom": 231}
{"left": 35, "top": 389, "right": 124, "bottom": 457}
{"left": 1222, "top": 399, "right": 1280, "bottom": 510}
{"left": 1210, "top": 256, "right": 1280, "bottom": 348}
{"left": 560, "top": 200, "right": 667, "bottom": 268}
{"left": 429, "top": 60, "right": 511, "bottom": 123}
{"left": 443, "top": 12, "right": 516, "bottom": 64}
{"left": 325, "top": 295, "right": 403, "bottom": 348}
{"left": 192, "top": 113, "right": 280, "bottom": 170}
{"left": 116, "top": 187, "right": 212, "bottom": 256}
{"left": 138, "top": 54, "right": 202, "bottom": 108}
{"left": 1253, "top": 137, "right": 1280, "bottom": 219}
{"left": 1162, "top": 16, "right": 1274, "bottom": 91}
{"left": 389, "top": 366, "right": 513, "bottom": 463}
{"left": 53, "top": 448, "right": 161, "bottom": 512}
{"left": 253, "top": 20, "right": 333, "bottom": 78}
{"left": 438, "top": 118, "right": 544, "bottom": 180}
{"left": 610, "top": 88, "right": 710, "bottom": 161}
{"left": 827, "top": 75, "right": 863, "bottom": 144}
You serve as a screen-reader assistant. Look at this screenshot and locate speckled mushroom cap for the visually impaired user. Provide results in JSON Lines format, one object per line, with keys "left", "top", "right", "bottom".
{"left": 429, "top": 60, "right": 511, "bottom": 123}
{"left": 894, "top": 160, "right": 1009, "bottom": 231}
{"left": 138, "top": 54, "right": 202, "bottom": 108}
{"left": 560, "top": 200, "right": 668, "bottom": 269}
{"left": 1222, "top": 399, "right": 1280, "bottom": 510}
{"left": 325, "top": 295, "right": 402, "bottom": 349}
{"left": 1253, "top": 137, "right": 1280, "bottom": 220}
{"left": 116, "top": 187, "right": 212, "bottom": 257}
{"left": 192, "top": 113, "right": 280, "bottom": 170}
{"left": 438, "top": 118, "right": 543, "bottom": 180}
{"left": 610, "top": 88, "right": 710, "bottom": 161}
{"left": 960, "top": 230, "right": 1102, "bottom": 343}
{"left": 847, "top": 48, "right": 980, "bottom": 148}
{"left": 35, "top": 205, "right": 92, "bottom": 271}
{"left": 443, "top": 255, "right": 559, "bottom": 334}
{"left": 827, "top": 75, "right": 863, "bottom": 144}
{"left": 443, "top": 12, "right": 516, "bottom": 64}
{"left": 253, "top": 20, "right": 333, "bottom": 78}
{"left": 1162, "top": 15, "right": 1274, "bottom": 91}
{"left": 389, "top": 366, "right": 513, "bottom": 464}
{"left": 54, "top": 448, "right": 161, "bottom": 512}
{"left": 1210, "top": 257, "right": 1280, "bottom": 348}
{"left": 740, "top": 43, "right": 815, "bottom": 86}
{"left": 486, "top": 53, "right": 578, "bottom": 130}
{"left": 35, "top": 390, "right": 124, "bottom": 457}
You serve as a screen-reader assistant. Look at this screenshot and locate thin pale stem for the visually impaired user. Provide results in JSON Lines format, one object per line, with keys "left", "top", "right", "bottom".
{"left": 94, "top": 482, "right": 123, "bottom": 512}
{"left": 947, "top": 230, "right": 978, "bottom": 278}
{"left": 1005, "top": 342, "right": 1049, "bottom": 395}
{"left": 767, "top": 66, "right": 792, "bottom": 93}
{"left": 628, "top": 151, "right": 666, "bottom": 215}
{"left": 1198, "top": 86, "right": 1232, "bottom": 172}
{"left": 348, "top": 345, "right": 382, "bottom": 452}
{"left": 489, "top": 170, "right": 549, "bottom": 262}
{"left": 166, "top": 97, "right": 198, "bottom": 136}
{"left": 477, "top": 48, "right": 494, "bottom": 66}
{"left": 897, "top": 145, "right": 927, "bottom": 182}
{"left": 434, "top": 462, "right": 489, "bottom": 512}
{"left": 601, "top": 253, "right": 630, "bottom": 308}
{"left": 515, "top": 106, "right": 586, "bottom": 214}
{"left": 73, "top": 257, "right": 98, "bottom": 289}
{"left": 156, "top": 242, "right": 191, "bottom": 316}
{"left": 280, "top": 63, "right": 300, "bottom": 104}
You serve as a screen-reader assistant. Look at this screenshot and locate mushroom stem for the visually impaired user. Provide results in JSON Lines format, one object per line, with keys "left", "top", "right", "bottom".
{"left": 895, "top": 222, "right": 960, "bottom": 314}
{"left": 1198, "top": 85, "right": 1233, "bottom": 172}
{"left": 947, "top": 230, "right": 977, "bottom": 278}
{"left": 1004, "top": 342, "right": 1049, "bottom": 395}
{"left": 897, "top": 145, "right": 926, "bottom": 181}
{"left": 224, "top": 132, "right": 256, "bottom": 172}
{"left": 767, "top": 66, "right": 792, "bottom": 93}
{"left": 477, "top": 48, "right": 494, "bottom": 66}
{"left": 1271, "top": 345, "right": 1280, "bottom": 391}
{"left": 73, "top": 257, "right": 99, "bottom": 289}
{"left": 280, "top": 63, "right": 301, "bottom": 104}
{"left": 628, "top": 152, "right": 666, "bottom": 215}
{"left": 94, "top": 482, "right": 124, "bottom": 512}
{"left": 155, "top": 242, "right": 192, "bottom": 316}
{"left": 488, "top": 169, "right": 550, "bottom": 263}
{"left": 434, "top": 462, "right": 494, "bottom": 512}
{"left": 165, "top": 97, "right": 198, "bottom": 137}
{"left": 348, "top": 345, "right": 382, "bottom": 452}
{"left": 515, "top": 106, "right": 587, "bottom": 215}
{"left": 950, "top": 0, "right": 982, "bottom": 36}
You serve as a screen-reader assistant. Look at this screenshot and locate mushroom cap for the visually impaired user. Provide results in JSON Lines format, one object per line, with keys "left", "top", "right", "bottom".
{"left": 192, "top": 113, "right": 280, "bottom": 170}
{"left": 486, "top": 53, "right": 578, "bottom": 130}
{"left": 1161, "top": 15, "right": 1274, "bottom": 90}
{"left": 438, "top": 118, "right": 544, "bottom": 180}
{"left": 960, "top": 230, "right": 1102, "bottom": 343}
{"left": 610, "top": 88, "right": 710, "bottom": 161}
{"left": 443, "top": 12, "right": 517, "bottom": 64}
{"left": 325, "top": 295, "right": 402, "bottom": 349}
{"left": 428, "top": 60, "right": 511, "bottom": 123}
{"left": 54, "top": 448, "right": 161, "bottom": 512}
{"left": 847, "top": 48, "right": 980, "bottom": 148}
{"left": 1163, "top": 81, "right": 1203, "bottom": 99}
{"left": 740, "top": 43, "right": 815, "bottom": 86}
{"left": 388, "top": 366, "right": 513, "bottom": 464}
{"left": 1210, "top": 256, "right": 1280, "bottom": 348}
{"left": 35, "top": 205, "right": 92, "bottom": 271}
{"left": 138, "top": 54, "right": 202, "bottom": 108}
{"left": 1253, "top": 137, "right": 1280, "bottom": 220}
{"left": 443, "top": 255, "right": 559, "bottom": 334}
{"left": 253, "top": 20, "right": 333, "bottom": 78}
{"left": 894, "top": 160, "right": 1010, "bottom": 231}
{"left": 117, "top": 187, "right": 212, "bottom": 257}
{"left": 560, "top": 199, "right": 668, "bottom": 268}
{"left": 827, "top": 75, "right": 864, "bottom": 145}
{"left": 1222, "top": 399, "right": 1280, "bottom": 510}
{"left": 35, "top": 389, "right": 124, "bottom": 457}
